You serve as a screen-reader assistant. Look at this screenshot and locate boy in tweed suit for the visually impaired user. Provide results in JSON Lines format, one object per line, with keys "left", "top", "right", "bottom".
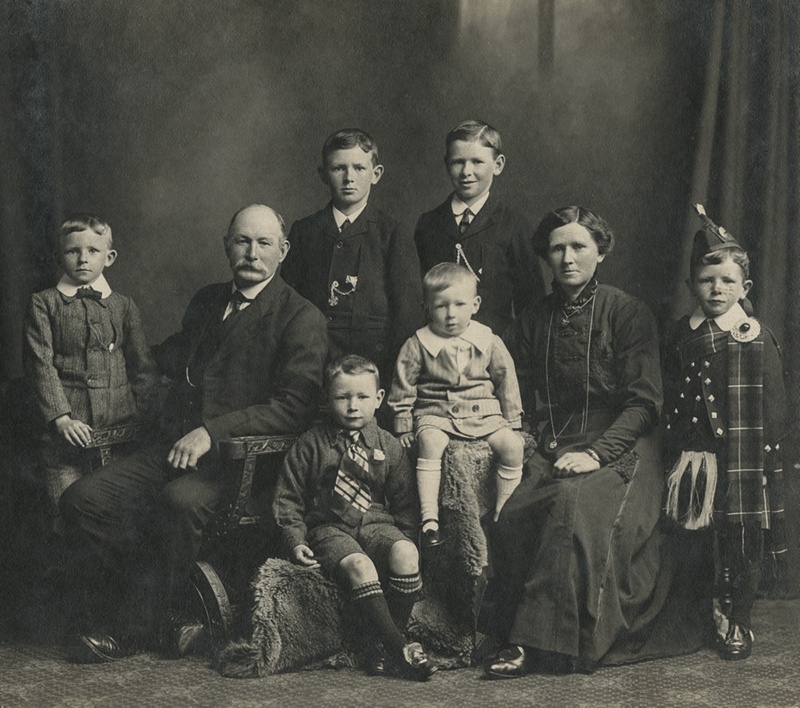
{"left": 663, "top": 206, "right": 787, "bottom": 661}
{"left": 24, "top": 214, "right": 156, "bottom": 523}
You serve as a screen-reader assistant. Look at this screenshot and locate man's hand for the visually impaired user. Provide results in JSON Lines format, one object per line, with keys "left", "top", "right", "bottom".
{"left": 54, "top": 414, "right": 93, "bottom": 447}
{"left": 398, "top": 432, "right": 415, "bottom": 448}
{"left": 167, "top": 426, "right": 212, "bottom": 469}
{"left": 552, "top": 451, "right": 600, "bottom": 478}
{"left": 291, "top": 544, "right": 320, "bottom": 568}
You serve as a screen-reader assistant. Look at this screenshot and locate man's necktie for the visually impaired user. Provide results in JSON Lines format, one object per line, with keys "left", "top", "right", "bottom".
{"left": 459, "top": 208, "right": 473, "bottom": 235}
{"left": 76, "top": 286, "right": 102, "bottom": 301}
{"left": 225, "top": 290, "right": 252, "bottom": 320}
{"left": 331, "top": 431, "right": 372, "bottom": 525}
{"left": 340, "top": 218, "right": 351, "bottom": 233}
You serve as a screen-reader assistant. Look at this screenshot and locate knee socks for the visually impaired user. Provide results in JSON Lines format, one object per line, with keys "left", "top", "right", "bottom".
{"left": 416, "top": 458, "right": 442, "bottom": 532}
{"left": 386, "top": 572, "right": 423, "bottom": 631}
{"left": 351, "top": 580, "right": 407, "bottom": 654}
{"left": 494, "top": 464, "right": 523, "bottom": 521}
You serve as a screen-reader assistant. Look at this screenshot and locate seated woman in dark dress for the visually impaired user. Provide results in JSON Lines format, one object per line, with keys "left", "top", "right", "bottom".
{"left": 481, "top": 206, "right": 709, "bottom": 677}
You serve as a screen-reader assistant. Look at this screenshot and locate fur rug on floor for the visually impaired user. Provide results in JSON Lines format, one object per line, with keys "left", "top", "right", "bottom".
{"left": 217, "top": 436, "right": 535, "bottom": 678}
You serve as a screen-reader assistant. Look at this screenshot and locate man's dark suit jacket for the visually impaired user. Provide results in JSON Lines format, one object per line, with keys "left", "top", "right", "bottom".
{"left": 414, "top": 192, "right": 545, "bottom": 336}
{"left": 155, "top": 274, "right": 328, "bottom": 445}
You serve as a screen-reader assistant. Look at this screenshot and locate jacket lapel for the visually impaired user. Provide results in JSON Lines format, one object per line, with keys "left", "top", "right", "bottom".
{"left": 459, "top": 192, "right": 499, "bottom": 240}
{"left": 207, "top": 277, "right": 283, "bottom": 367}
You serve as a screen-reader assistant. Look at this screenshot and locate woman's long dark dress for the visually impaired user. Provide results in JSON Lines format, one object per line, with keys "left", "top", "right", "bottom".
{"left": 481, "top": 282, "right": 711, "bottom": 671}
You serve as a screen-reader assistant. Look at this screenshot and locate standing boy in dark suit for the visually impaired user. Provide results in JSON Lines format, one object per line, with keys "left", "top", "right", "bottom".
{"left": 414, "top": 119, "right": 544, "bottom": 335}
{"left": 60, "top": 204, "right": 328, "bottom": 662}
{"left": 281, "top": 128, "right": 424, "bottom": 390}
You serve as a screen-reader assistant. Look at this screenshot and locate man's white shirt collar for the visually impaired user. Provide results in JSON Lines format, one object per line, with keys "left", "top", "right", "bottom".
{"left": 57, "top": 274, "right": 112, "bottom": 298}
{"left": 332, "top": 203, "right": 368, "bottom": 231}
{"left": 451, "top": 191, "right": 490, "bottom": 219}
{"left": 231, "top": 275, "right": 273, "bottom": 301}
{"left": 416, "top": 320, "right": 494, "bottom": 357}
{"left": 689, "top": 301, "right": 748, "bottom": 331}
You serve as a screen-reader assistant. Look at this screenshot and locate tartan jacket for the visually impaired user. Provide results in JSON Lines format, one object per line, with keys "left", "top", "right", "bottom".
{"left": 272, "top": 419, "right": 418, "bottom": 553}
{"left": 664, "top": 307, "right": 787, "bottom": 522}
{"left": 24, "top": 287, "right": 156, "bottom": 429}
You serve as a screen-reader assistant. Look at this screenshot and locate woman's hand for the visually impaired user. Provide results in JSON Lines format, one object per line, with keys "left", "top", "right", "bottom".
{"left": 552, "top": 451, "right": 601, "bottom": 477}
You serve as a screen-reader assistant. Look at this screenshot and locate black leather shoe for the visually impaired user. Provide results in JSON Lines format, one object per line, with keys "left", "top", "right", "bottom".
{"left": 70, "top": 633, "right": 138, "bottom": 663}
{"left": 161, "top": 616, "right": 206, "bottom": 659}
{"left": 420, "top": 521, "right": 443, "bottom": 548}
{"left": 395, "top": 642, "right": 437, "bottom": 681}
{"left": 366, "top": 645, "right": 389, "bottom": 677}
{"left": 718, "top": 623, "right": 753, "bottom": 661}
{"left": 485, "top": 644, "right": 528, "bottom": 679}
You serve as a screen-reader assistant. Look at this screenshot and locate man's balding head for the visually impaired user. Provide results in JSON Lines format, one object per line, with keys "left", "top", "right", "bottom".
{"left": 224, "top": 204, "right": 290, "bottom": 288}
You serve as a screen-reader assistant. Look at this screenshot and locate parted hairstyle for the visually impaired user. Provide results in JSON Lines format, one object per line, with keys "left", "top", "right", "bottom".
{"left": 321, "top": 128, "right": 379, "bottom": 167}
{"left": 56, "top": 213, "right": 113, "bottom": 255}
{"left": 325, "top": 353, "right": 381, "bottom": 392}
{"left": 690, "top": 243, "right": 750, "bottom": 280}
{"left": 445, "top": 119, "right": 503, "bottom": 158}
{"left": 532, "top": 206, "right": 615, "bottom": 259}
{"left": 422, "top": 262, "right": 478, "bottom": 301}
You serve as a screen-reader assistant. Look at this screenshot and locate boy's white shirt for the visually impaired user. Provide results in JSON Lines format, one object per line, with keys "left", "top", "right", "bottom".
{"left": 332, "top": 202, "right": 368, "bottom": 231}
{"left": 451, "top": 190, "right": 490, "bottom": 222}
{"left": 56, "top": 273, "right": 112, "bottom": 299}
{"left": 417, "top": 321, "right": 494, "bottom": 375}
{"left": 688, "top": 301, "right": 748, "bottom": 332}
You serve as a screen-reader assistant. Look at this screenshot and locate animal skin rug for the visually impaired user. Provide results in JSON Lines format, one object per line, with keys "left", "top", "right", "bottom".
{"left": 218, "top": 436, "right": 535, "bottom": 678}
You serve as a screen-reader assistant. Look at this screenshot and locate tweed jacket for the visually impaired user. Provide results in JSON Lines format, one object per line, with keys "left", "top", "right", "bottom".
{"left": 388, "top": 321, "right": 524, "bottom": 435}
{"left": 153, "top": 275, "right": 328, "bottom": 444}
{"left": 272, "top": 419, "right": 418, "bottom": 553}
{"left": 414, "top": 192, "right": 545, "bottom": 335}
{"left": 282, "top": 201, "right": 424, "bottom": 372}
{"left": 24, "top": 287, "right": 156, "bottom": 429}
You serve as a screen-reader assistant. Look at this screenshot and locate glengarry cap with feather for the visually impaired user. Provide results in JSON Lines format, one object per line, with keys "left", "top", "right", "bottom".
{"left": 691, "top": 204, "right": 744, "bottom": 266}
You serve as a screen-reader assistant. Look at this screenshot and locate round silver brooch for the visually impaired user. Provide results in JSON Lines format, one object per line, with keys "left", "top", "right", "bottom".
{"left": 730, "top": 317, "right": 760, "bottom": 342}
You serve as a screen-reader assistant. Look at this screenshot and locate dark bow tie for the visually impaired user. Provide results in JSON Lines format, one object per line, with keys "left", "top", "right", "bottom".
{"left": 76, "top": 286, "right": 102, "bottom": 301}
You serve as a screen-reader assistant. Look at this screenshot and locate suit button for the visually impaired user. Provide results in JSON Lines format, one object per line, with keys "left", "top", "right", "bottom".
{"left": 472, "top": 404, "right": 479, "bottom": 412}
{"left": 327, "top": 316, "right": 333, "bottom": 322}
{"left": 336, "top": 241, "right": 343, "bottom": 249}
{"left": 452, "top": 405, "right": 459, "bottom": 413}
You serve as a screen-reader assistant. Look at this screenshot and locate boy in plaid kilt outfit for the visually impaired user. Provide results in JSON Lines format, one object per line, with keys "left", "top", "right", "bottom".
{"left": 663, "top": 206, "right": 788, "bottom": 661}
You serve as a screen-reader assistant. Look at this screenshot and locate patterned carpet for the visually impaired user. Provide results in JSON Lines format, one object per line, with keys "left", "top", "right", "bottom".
{"left": 0, "top": 600, "right": 797, "bottom": 707}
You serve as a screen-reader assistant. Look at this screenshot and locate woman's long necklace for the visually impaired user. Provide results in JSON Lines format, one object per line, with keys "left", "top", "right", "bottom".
{"left": 544, "top": 295, "right": 596, "bottom": 449}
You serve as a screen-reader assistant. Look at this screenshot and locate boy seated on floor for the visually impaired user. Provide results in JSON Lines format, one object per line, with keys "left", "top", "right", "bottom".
{"left": 271, "top": 354, "right": 437, "bottom": 681}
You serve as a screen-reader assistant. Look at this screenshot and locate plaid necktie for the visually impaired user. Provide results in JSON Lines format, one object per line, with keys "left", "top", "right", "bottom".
{"left": 331, "top": 431, "right": 372, "bottom": 525}
{"left": 459, "top": 208, "right": 473, "bottom": 235}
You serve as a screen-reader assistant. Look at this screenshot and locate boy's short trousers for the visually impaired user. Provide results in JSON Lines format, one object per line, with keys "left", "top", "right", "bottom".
{"left": 307, "top": 509, "right": 411, "bottom": 581}
{"left": 415, "top": 413, "right": 510, "bottom": 440}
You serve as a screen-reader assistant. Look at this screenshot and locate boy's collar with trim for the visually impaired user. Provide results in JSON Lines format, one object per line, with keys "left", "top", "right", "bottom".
{"left": 57, "top": 274, "right": 112, "bottom": 299}
{"left": 416, "top": 320, "right": 493, "bottom": 356}
{"left": 689, "top": 301, "right": 748, "bottom": 332}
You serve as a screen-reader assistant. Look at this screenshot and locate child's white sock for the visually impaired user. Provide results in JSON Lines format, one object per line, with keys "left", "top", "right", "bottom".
{"left": 494, "top": 464, "right": 523, "bottom": 521}
{"left": 416, "top": 458, "right": 442, "bottom": 532}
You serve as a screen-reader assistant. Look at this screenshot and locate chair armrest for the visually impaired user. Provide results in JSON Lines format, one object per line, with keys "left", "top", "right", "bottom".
{"left": 85, "top": 424, "right": 142, "bottom": 467}
{"left": 214, "top": 434, "right": 298, "bottom": 536}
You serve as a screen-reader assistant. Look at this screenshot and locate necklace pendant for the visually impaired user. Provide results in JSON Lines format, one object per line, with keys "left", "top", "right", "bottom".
{"left": 548, "top": 440, "right": 558, "bottom": 450}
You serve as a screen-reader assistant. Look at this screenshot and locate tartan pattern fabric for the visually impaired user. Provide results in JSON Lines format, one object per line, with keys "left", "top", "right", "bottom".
{"left": 331, "top": 432, "right": 372, "bottom": 526}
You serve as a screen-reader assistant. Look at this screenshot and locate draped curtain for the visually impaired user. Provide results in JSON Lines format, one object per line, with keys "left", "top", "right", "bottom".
{"left": 671, "top": 0, "right": 800, "bottom": 592}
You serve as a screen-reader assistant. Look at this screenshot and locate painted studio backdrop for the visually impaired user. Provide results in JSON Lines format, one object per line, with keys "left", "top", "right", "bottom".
{"left": 1, "top": 1, "right": 799, "bottom": 588}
